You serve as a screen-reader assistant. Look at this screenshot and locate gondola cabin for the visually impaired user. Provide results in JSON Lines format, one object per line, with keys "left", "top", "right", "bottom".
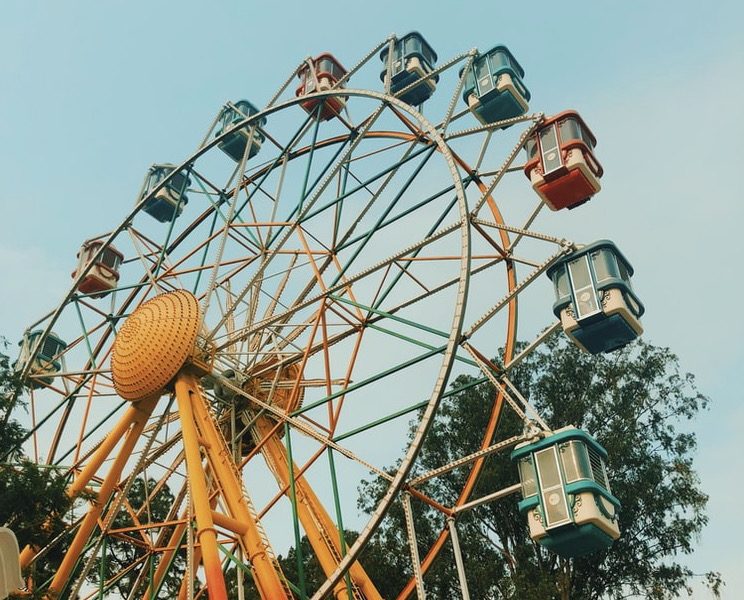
{"left": 296, "top": 53, "right": 348, "bottom": 121}
{"left": 16, "top": 330, "right": 67, "bottom": 388}
{"left": 141, "top": 164, "right": 191, "bottom": 223}
{"left": 512, "top": 426, "right": 620, "bottom": 558}
{"left": 547, "top": 241, "right": 644, "bottom": 354}
{"left": 524, "top": 111, "right": 603, "bottom": 211}
{"left": 379, "top": 32, "right": 438, "bottom": 106}
{"left": 461, "top": 45, "right": 530, "bottom": 126}
{"left": 72, "top": 240, "right": 123, "bottom": 298}
{"left": 215, "top": 100, "right": 267, "bottom": 163}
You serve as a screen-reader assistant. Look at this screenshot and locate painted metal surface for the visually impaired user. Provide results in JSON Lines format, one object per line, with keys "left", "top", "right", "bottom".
{"left": 6, "top": 31, "right": 640, "bottom": 599}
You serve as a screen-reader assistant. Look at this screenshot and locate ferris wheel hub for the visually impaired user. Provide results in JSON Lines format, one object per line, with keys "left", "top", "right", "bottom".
{"left": 111, "top": 289, "right": 203, "bottom": 401}
{"left": 213, "top": 361, "right": 304, "bottom": 415}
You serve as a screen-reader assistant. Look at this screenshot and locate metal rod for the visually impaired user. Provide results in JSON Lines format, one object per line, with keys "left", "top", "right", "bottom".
{"left": 328, "top": 448, "right": 355, "bottom": 598}
{"left": 284, "top": 423, "right": 308, "bottom": 600}
{"left": 453, "top": 484, "right": 522, "bottom": 514}
{"left": 402, "top": 493, "right": 426, "bottom": 600}
{"left": 447, "top": 518, "right": 471, "bottom": 600}
{"left": 409, "top": 435, "right": 525, "bottom": 487}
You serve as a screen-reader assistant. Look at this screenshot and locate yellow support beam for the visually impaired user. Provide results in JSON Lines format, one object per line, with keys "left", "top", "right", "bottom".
{"left": 185, "top": 371, "right": 291, "bottom": 600}
{"left": 19, "top": 400, "right": 147, "bottom": 571}
{"left": 46, "top": 395, "right": 159, "bottom": 597}
{"left": 175, "top": 373, "right": 228, "bottom": 600}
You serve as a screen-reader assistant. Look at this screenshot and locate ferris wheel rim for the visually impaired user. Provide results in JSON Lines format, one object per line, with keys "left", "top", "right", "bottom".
{"left": 15, "top": 85, "right": 489, "bottom": 596}
{"left": 8, "top": 46, "right": 577, "bottom": 597}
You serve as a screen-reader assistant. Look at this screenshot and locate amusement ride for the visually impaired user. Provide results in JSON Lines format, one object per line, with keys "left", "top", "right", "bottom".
{"left": 7, "top": 32, "right": 643, "bottom": 599}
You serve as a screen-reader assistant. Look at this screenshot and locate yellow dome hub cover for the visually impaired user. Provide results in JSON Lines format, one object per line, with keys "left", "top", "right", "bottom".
{"left": 112, "top": 290, "right": 202, "bottom": 401}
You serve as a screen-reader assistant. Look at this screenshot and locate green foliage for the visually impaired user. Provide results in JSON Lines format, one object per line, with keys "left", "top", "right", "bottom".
{"left": 357, "top": 336, "right": 722, "bottom": 599}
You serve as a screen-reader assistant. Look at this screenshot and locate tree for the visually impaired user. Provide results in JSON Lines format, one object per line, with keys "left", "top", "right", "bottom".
{"left": 0, "top": 340, "right": 73, "bottom": 596}
{"left": 358, "top": 336, "right": 723, "bottom": 599}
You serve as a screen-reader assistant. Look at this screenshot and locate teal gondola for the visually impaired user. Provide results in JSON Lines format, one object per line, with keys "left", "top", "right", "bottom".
{"left": 379, "top": 32, "right": 438, "bottom": 106}
{"left": 215, "top": 100, "right": 267, "bottom": 163}
{"left": 547, "top": 240, "right": 644, "bottom": 354}
{"left": 461, "top": 45, "right": 530, "bottom": 126}
{"left": 141, "top": 164, "right": 191, "bottom": 223}
{"left": 16, "top": 330, "right": 67, "bottom": 388}
{"left": 512, "top": 426, "right": 621, "bottom": 557}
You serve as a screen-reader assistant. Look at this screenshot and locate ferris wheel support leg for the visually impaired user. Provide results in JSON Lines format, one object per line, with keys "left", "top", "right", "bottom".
{"left": 174, "top": 373, "right": 229, "bottom": 600}
{"left": 68, "top": 401, "right": 152, "bottom": 497}
{"left": 47, "top": 395, "right": 159, "bottom": 597}
{"left": 19, "top": 401, "right": 148, "bottom": 570}
{"left": 186, "top": 372, "right": 291, "bottom": 600}
{"left": 256, "top": 416, "right": 384, "bottom": 600}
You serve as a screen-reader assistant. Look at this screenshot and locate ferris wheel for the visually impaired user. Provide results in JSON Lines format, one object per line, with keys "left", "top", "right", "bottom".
{"left": 9, "top": 32, "right": 644, "bottom": 599}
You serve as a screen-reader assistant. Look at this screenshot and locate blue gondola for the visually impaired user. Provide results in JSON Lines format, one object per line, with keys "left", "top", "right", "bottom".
{"left": 379, "top": 32, "right": 438, "bottom": 106}
{"left": 141, "top": 164, "right": 191, "bottom": 223}
{"left": 214, "top": 100, "right": 267, "bottom": 163}
{"left": 547, "top": 240, "right": 644, "bottom": 354}
{"left": 16, "top": 330, "right": 67, "bottom": 388}
{"left": 461, "top": 45, "right": 530, "bottom": 126}
{"left": 512, "top": 426, "right": 621, "bottom": 558}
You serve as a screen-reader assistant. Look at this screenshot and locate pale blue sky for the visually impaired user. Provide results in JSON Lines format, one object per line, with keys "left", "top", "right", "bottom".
{"left": 1, "top": 1, "right": 742, "bottom": 596}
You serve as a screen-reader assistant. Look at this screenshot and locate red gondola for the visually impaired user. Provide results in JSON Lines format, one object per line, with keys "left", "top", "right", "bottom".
{"left": 524, "top": 111, "right": 603, "bottom": 211}
{"left": 72, "top": 239, "right": 123, "bottom": 298}
{"left": 296, "top": 53, "right": 348, "bottom": 121}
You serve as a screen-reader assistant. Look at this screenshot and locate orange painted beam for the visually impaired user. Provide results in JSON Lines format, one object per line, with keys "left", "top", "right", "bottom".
{"left": 175, "top": 373, "right": 228, "bottom": 600}
{"left": 19, "top": 399, "right": 148, "bottom": 570}
{"left": 46, "top": 395, "right": 159, "bottom": 596}
{"left": 186, "top": 372, "right": 291, "bottom": 600}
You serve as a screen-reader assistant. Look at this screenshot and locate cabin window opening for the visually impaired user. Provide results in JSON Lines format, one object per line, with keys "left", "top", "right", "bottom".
{"left": 558, "top": 118, "right": 582, "bottom": 144}
{"left": 535, "top": 447, "right": 571, "bottom": 527}
{"left": 561, "top": 440, "right": 593, "bottom": 483}
{"left": 617, "top": 259, "right": 631, "bottom": 284}
{"left": 317, "top": 57, "right": 333, "bottom": 74}
{"left": 588, "top": 446, "right": 609, "bottom": 490}
{"left": 476, "top": 58, "right": 493, "bottom": 94}
{"left": 41, "top": 337, "right": 61, "bottom": 360}
{"left": 518, "top": 457, "right": 538, "bottom": 497}
{"left": 404, "top": 37, "right": 418, "bottom": 57}
{"left": 554, "top": 268, "right": 570, "bottom": 298}
{"left": 560, "top": 442, "right": 579, "bottom": 483}
{"left": 590, "top": 250, "right": 612, "bottom": 283}
{"left": 100, "top": 248, "right": 120, "bottom": 270}
{"left": 488, "top": 49, "right": 509, "bottom": 70}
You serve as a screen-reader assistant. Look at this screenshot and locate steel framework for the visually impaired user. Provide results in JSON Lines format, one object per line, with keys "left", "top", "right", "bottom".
{"left": 9, "top": 35, "right": 581, "bottom": 599}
